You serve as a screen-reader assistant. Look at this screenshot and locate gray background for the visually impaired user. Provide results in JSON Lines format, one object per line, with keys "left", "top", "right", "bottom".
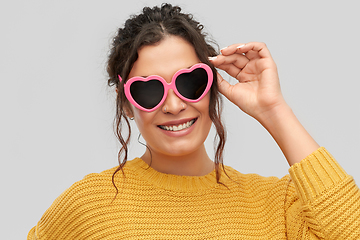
{"left": 1, "top": 0, "right": 359, "bottom": 238}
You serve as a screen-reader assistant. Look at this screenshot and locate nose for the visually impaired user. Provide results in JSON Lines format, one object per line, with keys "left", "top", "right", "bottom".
{"left": 162, "top": 89, "right": 186, "bottom": 114}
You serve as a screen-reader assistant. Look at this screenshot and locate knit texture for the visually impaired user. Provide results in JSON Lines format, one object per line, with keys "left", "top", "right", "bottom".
{"left": 28, "top": 147, "right": 360, "bottom": 239}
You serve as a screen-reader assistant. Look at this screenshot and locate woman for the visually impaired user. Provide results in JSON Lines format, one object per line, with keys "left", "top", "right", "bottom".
{"left": 28, "top": 3, "right": 360, "bottom": 239}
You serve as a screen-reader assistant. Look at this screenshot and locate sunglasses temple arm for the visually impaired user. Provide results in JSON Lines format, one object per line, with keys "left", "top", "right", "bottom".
{"left": 118, "top": 75, "right": 123, "bottom": 82}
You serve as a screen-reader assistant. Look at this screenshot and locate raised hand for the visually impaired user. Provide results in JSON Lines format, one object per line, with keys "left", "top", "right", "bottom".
{"left": 209, "top": 42, "right": 286, "bottom": 122}
{"left": 209, "top": 42, "right": 319, "bottom": 165}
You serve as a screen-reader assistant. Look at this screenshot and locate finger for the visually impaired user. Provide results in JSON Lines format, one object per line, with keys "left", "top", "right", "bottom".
{"left": 209, "top": 53, "right": 249, "bottom": 70}
{"left": 220, "top": 43, "right": 246, "bottom": 56}
{"left": 216, "top": 72, "right": 234, "bottom": 99}
{"left": 221, "top": 42, "right": 273, "bottom": 60}
{"left": 236, "top": 42, "right": 273, "bottom": 60}
{"left": 215, "top": 63, "right": 242, "bottom": 81}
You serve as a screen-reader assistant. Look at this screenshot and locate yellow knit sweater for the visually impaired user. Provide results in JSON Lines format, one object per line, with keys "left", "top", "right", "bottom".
{"left": 28, "top": 147, "right": 360, "bottom": 239}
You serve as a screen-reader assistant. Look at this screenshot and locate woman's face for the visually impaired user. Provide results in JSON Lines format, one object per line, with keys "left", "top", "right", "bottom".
{"left": 126, "top": 36, "right": 212, "bottom": 158}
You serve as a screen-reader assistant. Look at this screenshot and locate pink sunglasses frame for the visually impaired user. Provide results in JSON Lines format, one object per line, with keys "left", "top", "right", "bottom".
{"left": 118, "top": 63, "right": 213, "bottom": 112}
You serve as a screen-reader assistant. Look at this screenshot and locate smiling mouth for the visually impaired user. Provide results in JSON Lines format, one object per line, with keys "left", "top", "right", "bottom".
{"left": 158, "top": 118, "right": 197, "bottom": 132}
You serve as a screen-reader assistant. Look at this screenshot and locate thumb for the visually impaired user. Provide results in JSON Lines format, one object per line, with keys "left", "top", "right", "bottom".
{"left": 216, "top": 72, "right": 233, "bottom": 101}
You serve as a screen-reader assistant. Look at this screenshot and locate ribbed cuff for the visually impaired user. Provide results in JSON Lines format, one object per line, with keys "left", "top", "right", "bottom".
{"left": 288, "top": 147, "right": 348, "bottom": 203}
{"left": 27, "top": 226, "right": 37, "bottom": 240}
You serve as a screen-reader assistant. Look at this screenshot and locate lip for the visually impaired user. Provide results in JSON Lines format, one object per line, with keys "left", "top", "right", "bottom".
{"left": 157, "top": 117, "right": 198, "bottom": 137}
{"left": 157, "top": 117, "right": 197, "bottom": 127}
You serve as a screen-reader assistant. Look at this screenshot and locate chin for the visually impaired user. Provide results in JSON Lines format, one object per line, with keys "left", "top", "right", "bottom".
{"left": 156, "top": 140, "right": 203, "bottom": 157}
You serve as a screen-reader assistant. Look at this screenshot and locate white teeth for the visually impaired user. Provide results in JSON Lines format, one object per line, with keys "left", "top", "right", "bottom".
{"left": 160, "top": 119, "right": 195, "bottom": 132}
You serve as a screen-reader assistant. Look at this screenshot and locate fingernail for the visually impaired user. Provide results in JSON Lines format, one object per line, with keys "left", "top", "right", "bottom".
{"left": 208, "top": 56, "right": 217, "bottom": 61}
{"left": 236, "top": 44, "right": 245, "bottom": 49}
{"left": 220, "top": 46, "right": 228, "bottom": 51}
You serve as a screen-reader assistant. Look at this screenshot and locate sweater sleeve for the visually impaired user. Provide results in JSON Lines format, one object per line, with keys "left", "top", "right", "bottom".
{"left": 27, "top": 226, "right": 36, "bottom": 240}
{"left": 286, "top": 147, "right": 360, "bottom": 239}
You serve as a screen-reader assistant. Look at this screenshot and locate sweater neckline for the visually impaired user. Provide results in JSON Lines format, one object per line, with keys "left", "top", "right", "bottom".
{"left": 128, "top": 157, "right": 219, "bottom": 192}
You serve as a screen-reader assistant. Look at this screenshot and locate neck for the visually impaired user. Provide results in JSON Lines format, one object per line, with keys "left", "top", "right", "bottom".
{"left": 140, "top": 144, "right": 214, "bottom": 176}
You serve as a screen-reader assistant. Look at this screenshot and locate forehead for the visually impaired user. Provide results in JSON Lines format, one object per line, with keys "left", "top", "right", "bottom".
{"left": 128, "top": 36, "right": 200, "bottom": 81}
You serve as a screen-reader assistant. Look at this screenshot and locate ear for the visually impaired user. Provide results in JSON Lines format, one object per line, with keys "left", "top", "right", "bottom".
{"left": 123, "top": 103, "right": 134, "bottom": 119}
{"left": 116, "top": 85, "right": 134, "bottom": 119}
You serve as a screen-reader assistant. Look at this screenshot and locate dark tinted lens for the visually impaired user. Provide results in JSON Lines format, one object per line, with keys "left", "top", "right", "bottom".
{"left": 130, "top": 80, "right": 164, "bottom": 109}
{"left": 175, "top": 68, "right": 208, "bottom": 100}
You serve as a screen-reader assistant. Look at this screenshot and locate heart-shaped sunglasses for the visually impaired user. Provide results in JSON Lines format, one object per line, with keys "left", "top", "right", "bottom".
{"left": 119, "top": 63, "right": 213, "bottom": 112}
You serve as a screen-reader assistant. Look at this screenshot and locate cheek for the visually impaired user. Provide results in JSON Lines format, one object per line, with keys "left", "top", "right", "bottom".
{"left": 202, "top": 95, "right": 213, "bottom": 128}
{"left": 133, "top": 110, "right": 147, "bottom": 129}
{"left": 133, "top": 109, "right": 157, "bottom": 132}
{"left": 197, "top": 93, "right": 211, "bottom": 116}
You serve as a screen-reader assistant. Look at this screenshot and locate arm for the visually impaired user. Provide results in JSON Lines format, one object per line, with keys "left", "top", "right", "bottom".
{"left": 210, "top": 42, "right": 360, "bottom": 239}
{"left": 209, "top": 42, "right": 319, "bottom": 165}
{"left": 257, "top": 102, "right": 319, "bottom": 166}
{"left": 286, "top": 147, "right": 360, "bottom": 239}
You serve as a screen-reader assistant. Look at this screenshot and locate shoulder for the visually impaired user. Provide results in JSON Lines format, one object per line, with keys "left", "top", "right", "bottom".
{"left": 34, "top": 159, "right": 140, "bottom": 239}
{"left": 73, "top": 157, "right": 143, "bottom": 187}
{"left": 222, "top": 165, "right": 292, "bottom": 195}
{"left": 44, "top": 157, "right": 145, "bottom": 207}
{"left": 223, "top": 164, "right": 290, "bottom": 185}
{"left": 60, "top": 158, "right": 143, "bottom": 198}
{"left": 60, "top": 166, "right": 118, "bottom": 196}
{"left": 219, "top": 165, "right": 298, "bottom": 215}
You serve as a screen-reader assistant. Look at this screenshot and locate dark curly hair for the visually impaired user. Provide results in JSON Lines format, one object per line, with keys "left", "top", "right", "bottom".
{"left": 107, "top": 3, "right": 227, "bottom": 196}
